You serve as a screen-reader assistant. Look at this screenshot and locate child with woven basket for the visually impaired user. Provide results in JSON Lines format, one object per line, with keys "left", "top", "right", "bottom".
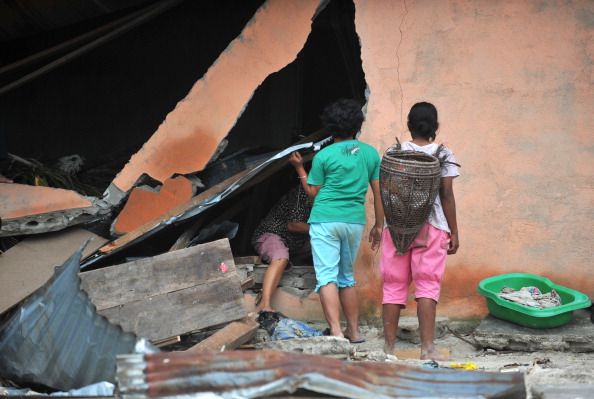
{"left": 373, "top": 101, "right": 459, "bottom": 360}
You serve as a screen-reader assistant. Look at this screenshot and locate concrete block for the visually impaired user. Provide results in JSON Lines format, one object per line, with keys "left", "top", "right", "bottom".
{"left": 474, "top": 309, "right": 594, "bottom": 352}
{"left": 255, "top": 336, "right": 355, "bottom": 358}
{"left": 111, "top": 176, "right": 195, "bottom": 235}
{"left": 531, "top": 384, "right": 594, "bottom": 399}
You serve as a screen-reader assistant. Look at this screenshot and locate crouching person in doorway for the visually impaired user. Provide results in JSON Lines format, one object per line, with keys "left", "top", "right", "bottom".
{"left": 251, "top": 184, "right": 313, "bottom": 312}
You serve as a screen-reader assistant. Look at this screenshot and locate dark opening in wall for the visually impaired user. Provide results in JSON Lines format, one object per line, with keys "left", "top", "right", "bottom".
{"left": 220, "top": 0, "right": 366, "bottom": 258}
{"left": 225, "top": 0, "right": 365, "bottom": 156}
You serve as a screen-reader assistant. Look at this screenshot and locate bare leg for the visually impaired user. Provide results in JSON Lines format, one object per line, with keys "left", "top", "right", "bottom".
{"left": 258, "top": 258, "right": 288, "bottom": 312}
{"left": 339, "top": 286, "right": 361, "bottom": 342}
{"left": 418, "top": 297, "right": 449, "bottom": 360}
{"left": 319, "top": 283, "right": 344, "bottom": 337}
{"left": 383, "top": 303, "right": 401, "bottom": 354}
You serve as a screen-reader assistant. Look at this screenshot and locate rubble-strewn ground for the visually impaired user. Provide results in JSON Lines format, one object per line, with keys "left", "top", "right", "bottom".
{"left": 306, "top": 322, "right": 594, "bottom": 399}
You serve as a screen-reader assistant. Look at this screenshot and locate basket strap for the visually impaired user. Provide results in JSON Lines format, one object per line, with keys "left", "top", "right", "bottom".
{"left": 433, "top": 143, "right": 461, "bottom": 168}
{"left": 384, "top": 137, "right": 401, "bottom": 155}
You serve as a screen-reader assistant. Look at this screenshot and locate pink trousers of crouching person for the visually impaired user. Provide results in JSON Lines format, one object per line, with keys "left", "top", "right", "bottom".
{"left": 380, "top": 223, "right": 449, "bottom": 307}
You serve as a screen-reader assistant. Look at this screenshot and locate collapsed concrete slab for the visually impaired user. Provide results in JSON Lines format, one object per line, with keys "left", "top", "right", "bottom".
{"left": 110, "top": 175, "right": 198, "bottom": 236}
{"left": 474, "top": 309, "right": 594, "bottom": 352}
{"left": 0, "top": 183, "right": 110, "bottom": 237}
{"left": 255, "top": 336, "right": 355, "bottom": 358}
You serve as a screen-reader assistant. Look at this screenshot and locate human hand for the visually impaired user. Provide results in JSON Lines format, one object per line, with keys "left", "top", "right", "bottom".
{"left": 289, "top": 151, "right": 303, "bottom": 168}
{"left": 369, "top": 225, "right": 383, "bottom": 251}
{"left": 447, "top": 232, "right": 459, "bottom": 255}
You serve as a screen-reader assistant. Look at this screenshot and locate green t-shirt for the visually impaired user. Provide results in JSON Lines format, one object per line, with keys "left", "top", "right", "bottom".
{"left": 307, "top": 140, "right": 380, "bottom": 224}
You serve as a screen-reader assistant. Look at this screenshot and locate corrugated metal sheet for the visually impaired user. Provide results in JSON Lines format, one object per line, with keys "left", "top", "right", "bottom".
{"left": 0, "top": 241, "right": 144, "bottom": 391}
{"left": 116, "top": 350, "right": 526, "bottom": 399}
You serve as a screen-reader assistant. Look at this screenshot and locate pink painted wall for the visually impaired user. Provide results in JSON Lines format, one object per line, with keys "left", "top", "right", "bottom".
{"left": 353, "top": 0, "right": 594, "bottom": 320}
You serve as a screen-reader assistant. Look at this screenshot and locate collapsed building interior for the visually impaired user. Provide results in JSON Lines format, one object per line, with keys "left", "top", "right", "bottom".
{"left": 0, "top": 0, "right": 366, "bottom": 264}
{"left": 2, "top": 1, "right": 593, "bottom": 396}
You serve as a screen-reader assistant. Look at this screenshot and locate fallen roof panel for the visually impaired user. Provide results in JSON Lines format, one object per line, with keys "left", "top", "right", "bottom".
{"left": 116, "top": 350, "right": 526, "bottom": 399}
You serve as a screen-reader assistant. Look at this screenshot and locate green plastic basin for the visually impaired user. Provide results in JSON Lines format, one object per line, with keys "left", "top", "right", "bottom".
{"left": 477, "top": 273, "right": 592, "bottom": 328}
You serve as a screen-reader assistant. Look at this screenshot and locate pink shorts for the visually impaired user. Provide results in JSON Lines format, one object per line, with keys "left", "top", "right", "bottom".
{"left": 379, "top": 223, "right": 449, "bottom": 306}
{"left": 254, "top": 233, "right": 311, "bottom": 268}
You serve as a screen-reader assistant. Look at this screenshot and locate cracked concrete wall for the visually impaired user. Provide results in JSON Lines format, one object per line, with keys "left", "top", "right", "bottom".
{"left": 353, "top": 0, "right": 594, "bottom": 321}
{"left": 104, "top": 0, "right": 326, "bottom": 206}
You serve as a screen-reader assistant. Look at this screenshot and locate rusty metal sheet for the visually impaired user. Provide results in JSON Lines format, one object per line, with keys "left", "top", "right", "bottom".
{"left": 117, "top": 350, "right": 526, "bottom": 399}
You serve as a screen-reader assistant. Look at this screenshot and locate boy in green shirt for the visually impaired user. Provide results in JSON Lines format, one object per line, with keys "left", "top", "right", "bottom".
{"left": 290, "top": 99, "right": 383, "bottom": 343}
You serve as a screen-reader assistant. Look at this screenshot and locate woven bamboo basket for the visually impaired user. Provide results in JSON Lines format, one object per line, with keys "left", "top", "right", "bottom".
{"left": 380, "top": 149, "right": 441, "bottom": 255}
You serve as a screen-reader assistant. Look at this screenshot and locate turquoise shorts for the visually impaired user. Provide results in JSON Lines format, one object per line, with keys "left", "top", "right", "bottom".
{"left": 309, "top": 222, "right": 365, "bottom": 292}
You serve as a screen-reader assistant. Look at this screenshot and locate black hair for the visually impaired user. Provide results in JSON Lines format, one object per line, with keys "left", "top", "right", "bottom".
{"left": 407, "top": 101, "right": 439, "bottom": 141}
{"left": 320, "top": 98, "right": 364, "bottom": 139}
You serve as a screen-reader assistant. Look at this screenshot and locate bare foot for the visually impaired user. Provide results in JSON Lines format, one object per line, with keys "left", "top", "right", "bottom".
{"left": 420, "top": 349, "right": 449, "bottom": 361}
{"left": 327, "top": 327, "right": 344, "bottom": 339}
{"left": 0, "top": 173, "right": 13, "bottom": 184}
{"left": 383, "top": 344, "right": 394, "bottom": 355}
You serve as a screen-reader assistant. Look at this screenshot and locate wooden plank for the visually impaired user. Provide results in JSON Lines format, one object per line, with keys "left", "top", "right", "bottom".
{"left": 393, "top": 348, "right": 450, "bottom": 360}
{"left": 98, "top": 278, "right": 246, "bottom": 341}
{"left": 187, "top": 314, "right": 260, "bottom": 352}
{"left": 153, "top": 336, "right": 181, "bottom": 348}
{"left": 0, "top": 227, "right": 107, "bottom": 315}
{"left": 234, "top": 256, "right": 261, "bottom": 264}
{"left": 168, "top": 214, "right": 208, "bottom": 251}
{"left": 241, "top": 276, "right": 255, "bottom": 291}
{"left": 81, "top": 239, "right": 237, "bottom": 311}
{"left": 80, "top": 239, "right": 247, "bottom": 341}
{"left": 99, "top": 129, "right": 329, "bottom": 255}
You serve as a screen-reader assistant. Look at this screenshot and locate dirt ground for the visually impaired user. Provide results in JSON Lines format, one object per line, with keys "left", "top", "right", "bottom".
{"left": 343, "top": 323, "right": 594, "bottom": 399}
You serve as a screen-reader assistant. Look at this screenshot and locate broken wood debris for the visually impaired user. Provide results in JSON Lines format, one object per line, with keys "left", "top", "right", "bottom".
{"left": 153, "top": 336, "right": 181, "bottom": 348}
{"left": 187, "top": 313, "right": 260, "bottom": 352}
{"left": 80, "top": 238, "right": 247, "bottom": 342}
{"left": 241, "top": 276, "right": 255, "bottom": 291}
